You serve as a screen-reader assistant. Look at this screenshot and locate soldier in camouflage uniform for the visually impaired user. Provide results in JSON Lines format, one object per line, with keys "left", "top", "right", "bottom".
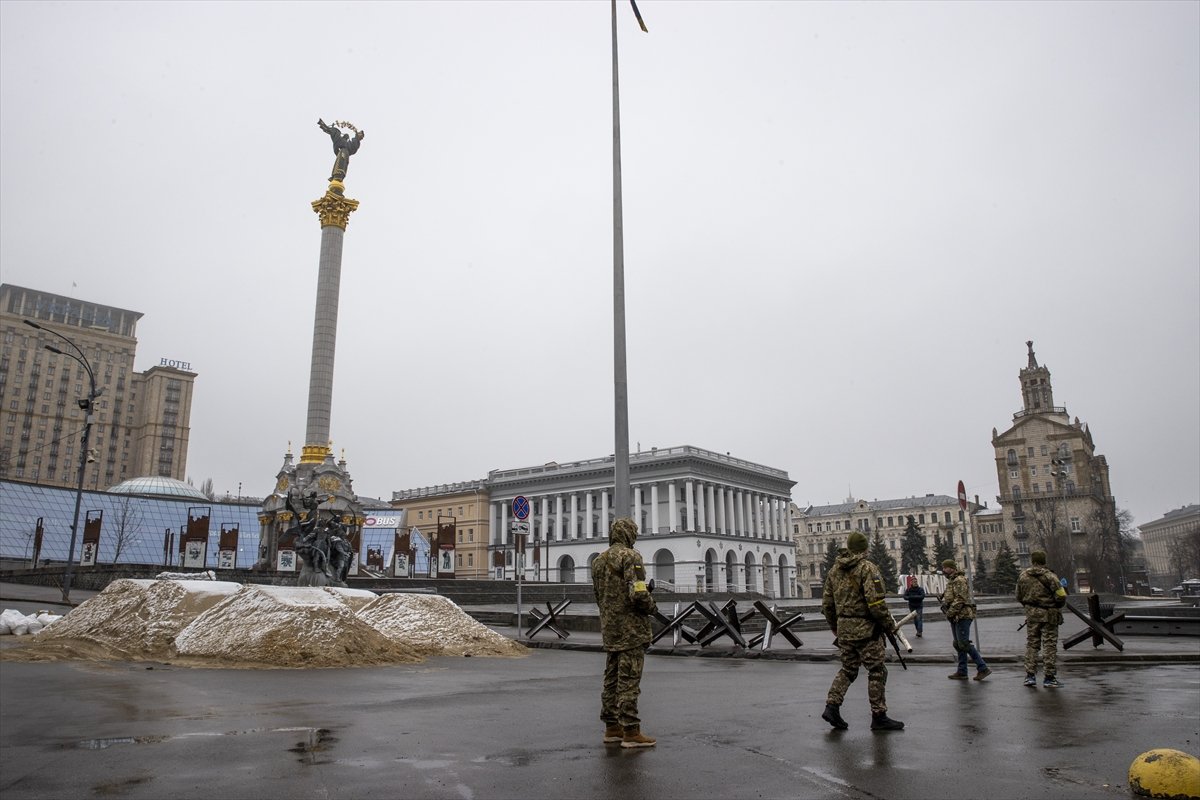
{"left": 1016, "top": 550, "right": 1067, "bottom": 688}
{"left": 593, "top": 517, "right": 658, "bottom": 748}
{"left": 940, "top": 559, "right": 990, "bottom": 680}
{"left": 820, "top": 532, "right": 904, "bottom": 732}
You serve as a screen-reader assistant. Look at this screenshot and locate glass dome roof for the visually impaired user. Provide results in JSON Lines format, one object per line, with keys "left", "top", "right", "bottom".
{"left": 108, "top": 475, "right": 209, "bottom": 501}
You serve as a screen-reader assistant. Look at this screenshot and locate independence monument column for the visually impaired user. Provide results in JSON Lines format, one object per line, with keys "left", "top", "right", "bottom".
{"left": 303, "top": 119, "right": 364, "bottom": 464}
{"left": 253, "top": 120, "right": 366, "bottom": 574}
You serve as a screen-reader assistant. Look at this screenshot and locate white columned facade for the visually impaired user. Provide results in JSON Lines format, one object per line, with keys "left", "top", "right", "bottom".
{"left": 668, "top": 482, "right": 677, "bottom": 532}
{"left": 716, "top": 485, "right": 726, "bottom": 534}
{"left": 584, "top": 491, "right": 594, "bottom": 539}
{"left": 700, "top": 482, "right": 710, "bottom": 532}
{"left": 684, "top": 480, "right": 695, "bottom": 533}
{"left": 650, "top": 482, "right": 659, "bottom": 534}
{"left": 726, "top": 487, "right": 735, "bottom": 535}
{"left": 478, "top": 447, "right": 796, "bottom": 584}
{"left": 555, "top": 495, "right": 563, "bottom": 542}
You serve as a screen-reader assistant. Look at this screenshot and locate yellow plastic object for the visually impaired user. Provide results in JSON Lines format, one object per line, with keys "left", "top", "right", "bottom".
{"left": 1129, "top": 749, "right": 1200, "bottom": 799}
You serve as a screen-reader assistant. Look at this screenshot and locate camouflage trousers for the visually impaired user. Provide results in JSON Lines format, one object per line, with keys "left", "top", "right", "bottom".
{"left": 601, "top": 648, "right": 645, "bottom": 729}
{"left": 826, "top": 636, "right": 888, "bottom": 713}
{"left": 1023, "top": 618, "right": 1060, "bottom": 676}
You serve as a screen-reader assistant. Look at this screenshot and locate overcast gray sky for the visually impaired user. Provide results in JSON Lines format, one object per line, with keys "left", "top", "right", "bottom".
{"left": 2, "top": 1, "right": 1196, "bottom": 530}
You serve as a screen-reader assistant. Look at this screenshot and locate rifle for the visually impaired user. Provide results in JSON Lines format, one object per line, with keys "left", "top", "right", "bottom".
{"left": 881, "top": 624, "right": 908, "bottom": 670}
{"left": 1017, "top": 621, "right": 1027, "bottom": 632}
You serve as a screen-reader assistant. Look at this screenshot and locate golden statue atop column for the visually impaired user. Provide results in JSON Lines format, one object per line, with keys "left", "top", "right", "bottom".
{"left": 312, "top": 119, "right": 363, "bottom": 227}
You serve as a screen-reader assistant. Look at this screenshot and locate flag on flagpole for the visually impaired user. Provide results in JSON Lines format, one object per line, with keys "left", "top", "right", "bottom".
{"left": 630, "top": 0, "right": 648, "bottom": 33}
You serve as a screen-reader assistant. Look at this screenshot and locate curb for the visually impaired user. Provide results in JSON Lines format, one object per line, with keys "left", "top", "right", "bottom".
{"left": 517, "top": 638, "right": 1200, "bottom": 665}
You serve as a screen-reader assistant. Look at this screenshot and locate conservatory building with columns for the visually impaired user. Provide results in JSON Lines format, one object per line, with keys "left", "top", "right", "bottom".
{"left": 485, "top": 445, "right": 798, "bottom": 597}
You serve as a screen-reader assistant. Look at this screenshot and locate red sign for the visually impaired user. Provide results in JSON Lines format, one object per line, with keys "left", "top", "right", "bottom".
{"left": 957, "top": 480, "right": 967, "bottom": 511}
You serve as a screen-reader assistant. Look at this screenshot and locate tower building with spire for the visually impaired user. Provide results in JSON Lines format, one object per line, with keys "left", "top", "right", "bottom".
{"left": 989, "top": 341, "right": 1117, "bottom": 586}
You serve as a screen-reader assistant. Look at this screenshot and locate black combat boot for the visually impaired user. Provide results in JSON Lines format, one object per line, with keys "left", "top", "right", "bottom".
{"left": 870, "top": 711, "right": 904, "bottom": 731}
{"left": 821, "top": 704, "right": 849, "bottom": 730}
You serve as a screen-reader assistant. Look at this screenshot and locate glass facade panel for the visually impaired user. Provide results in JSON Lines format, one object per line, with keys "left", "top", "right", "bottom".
{"left": 1, "top": 480, "right": 395, "bottom": 570}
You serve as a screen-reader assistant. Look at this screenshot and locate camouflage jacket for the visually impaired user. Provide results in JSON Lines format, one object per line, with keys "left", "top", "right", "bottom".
{"left": 821, "top": 551, "right": 895, "bottom": 642}
{"left": 942, "top": 571, "right": 975, "bottom": 622}
{"left": 1017, "top": 565, "right": 1065, "bottom": 624}
{"left": 592, "top": 518, "right": 657, "bottom": 652}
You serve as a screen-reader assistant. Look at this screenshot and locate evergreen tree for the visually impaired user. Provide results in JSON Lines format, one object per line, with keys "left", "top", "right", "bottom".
{"left": 821, "top": 539, "right": 840, "bottom": 579}
{"left": 869, "top": 531, "right": 900, "bottom": 593}
{"left": 900, "top": 515, "right": 929, "bottom": 575}
{"left": 991, "top": 543, "right": 1021, "bottom": 595}
{"left": 974, "top": 550, "right": 990, "bottom": 594}
{"left": 933, "top": 532, "right": 957, "bottom": 566}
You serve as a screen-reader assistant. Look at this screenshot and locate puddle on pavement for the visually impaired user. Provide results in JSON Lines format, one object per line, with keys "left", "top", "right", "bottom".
{"left": 70, "top": 727, "right": 329, "bottom": 751}
{"left": 289, "top": 728, "right": 338, "bottom": 765}
{"left": 74, "top": 736, "right": 169, "bottom": 750}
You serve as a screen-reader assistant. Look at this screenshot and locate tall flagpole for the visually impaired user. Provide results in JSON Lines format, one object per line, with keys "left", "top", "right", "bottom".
{"left": 611, "top": 0, "right": 631, "bottom": 522}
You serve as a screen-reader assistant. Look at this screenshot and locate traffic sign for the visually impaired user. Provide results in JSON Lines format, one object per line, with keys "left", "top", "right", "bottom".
{"left": 957, "top": 480, "right": 967, "bottom": 511}
{"left": 511, "top": 521, "right": 530, "bottom": 554}
{"left": 512, "top": 495, "right": 530, "bottom": 520}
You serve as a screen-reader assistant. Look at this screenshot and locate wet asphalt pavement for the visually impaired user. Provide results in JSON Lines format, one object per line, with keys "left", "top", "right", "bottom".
{"left": 2, "top": 646, "right": 1198, "bottom": 800}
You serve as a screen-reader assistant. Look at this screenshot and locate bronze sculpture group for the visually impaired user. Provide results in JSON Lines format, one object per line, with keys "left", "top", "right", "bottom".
{"left": 286, "top": 490, "right": 354, "bottom": 587}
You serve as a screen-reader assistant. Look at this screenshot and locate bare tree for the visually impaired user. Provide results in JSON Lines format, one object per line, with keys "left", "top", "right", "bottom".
{"left": 200, "top": 477, "right": 217, "bottom": 501}
{"left": 1027, "top": 498, "right": 1073, "bottom": 586}
{"left": 110, "top": 494, "right": 145, "bottom": 563}
{"left": 1082, "top": 506, "right": 1134, "bottom": 593}
{"left": 1168, "top": 523, "right": 1200, "bottom": 583}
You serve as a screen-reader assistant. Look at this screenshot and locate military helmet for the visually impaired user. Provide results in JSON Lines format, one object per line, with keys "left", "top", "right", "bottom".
{"left": 847, "top": 531, "right": 869, "bottom": 553}
{"left": 1031, "top": 550, "right": 1047, "bottom": 565}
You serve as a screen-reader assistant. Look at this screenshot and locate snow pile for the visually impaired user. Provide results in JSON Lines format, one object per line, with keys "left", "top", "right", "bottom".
{"left": 357, "top": 593, "right": 526, "bottom": 657}
{"left": 28, "top": 578, "right": 241, "bottom": 660}
{"left": 156, "top": 570, "right": 217, "bottom": 581}
{"left": 323, "top": 586, "right": 378, "bottom": 613}
{"left": 25, "top": 579, "right": 157, "bottom": 659}
{"left": 3, "top": 580, "right": 525, "bottom": 668}
{"left": 138, "top": 579, "right": 242, "bottom": 654}
{"left": 0, "top": 609, "right": 62, "bottom": 635}
{"left": 174, "top": 585, "right": 424, "bottom": 668}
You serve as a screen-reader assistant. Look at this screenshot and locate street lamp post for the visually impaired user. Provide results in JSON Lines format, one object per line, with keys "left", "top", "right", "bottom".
{"left": 23, "top": 319, "right": 102, "bottom": 604}
{"left": 1050, "top": 456, "right": 1076, "bottom": 593}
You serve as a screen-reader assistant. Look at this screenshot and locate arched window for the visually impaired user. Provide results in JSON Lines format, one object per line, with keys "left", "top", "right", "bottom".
{"left": 559, "top": 554, "right": 576, "bottom": 583}
{"left": 653, "top": 549, "right": 676, "bottom": 586}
